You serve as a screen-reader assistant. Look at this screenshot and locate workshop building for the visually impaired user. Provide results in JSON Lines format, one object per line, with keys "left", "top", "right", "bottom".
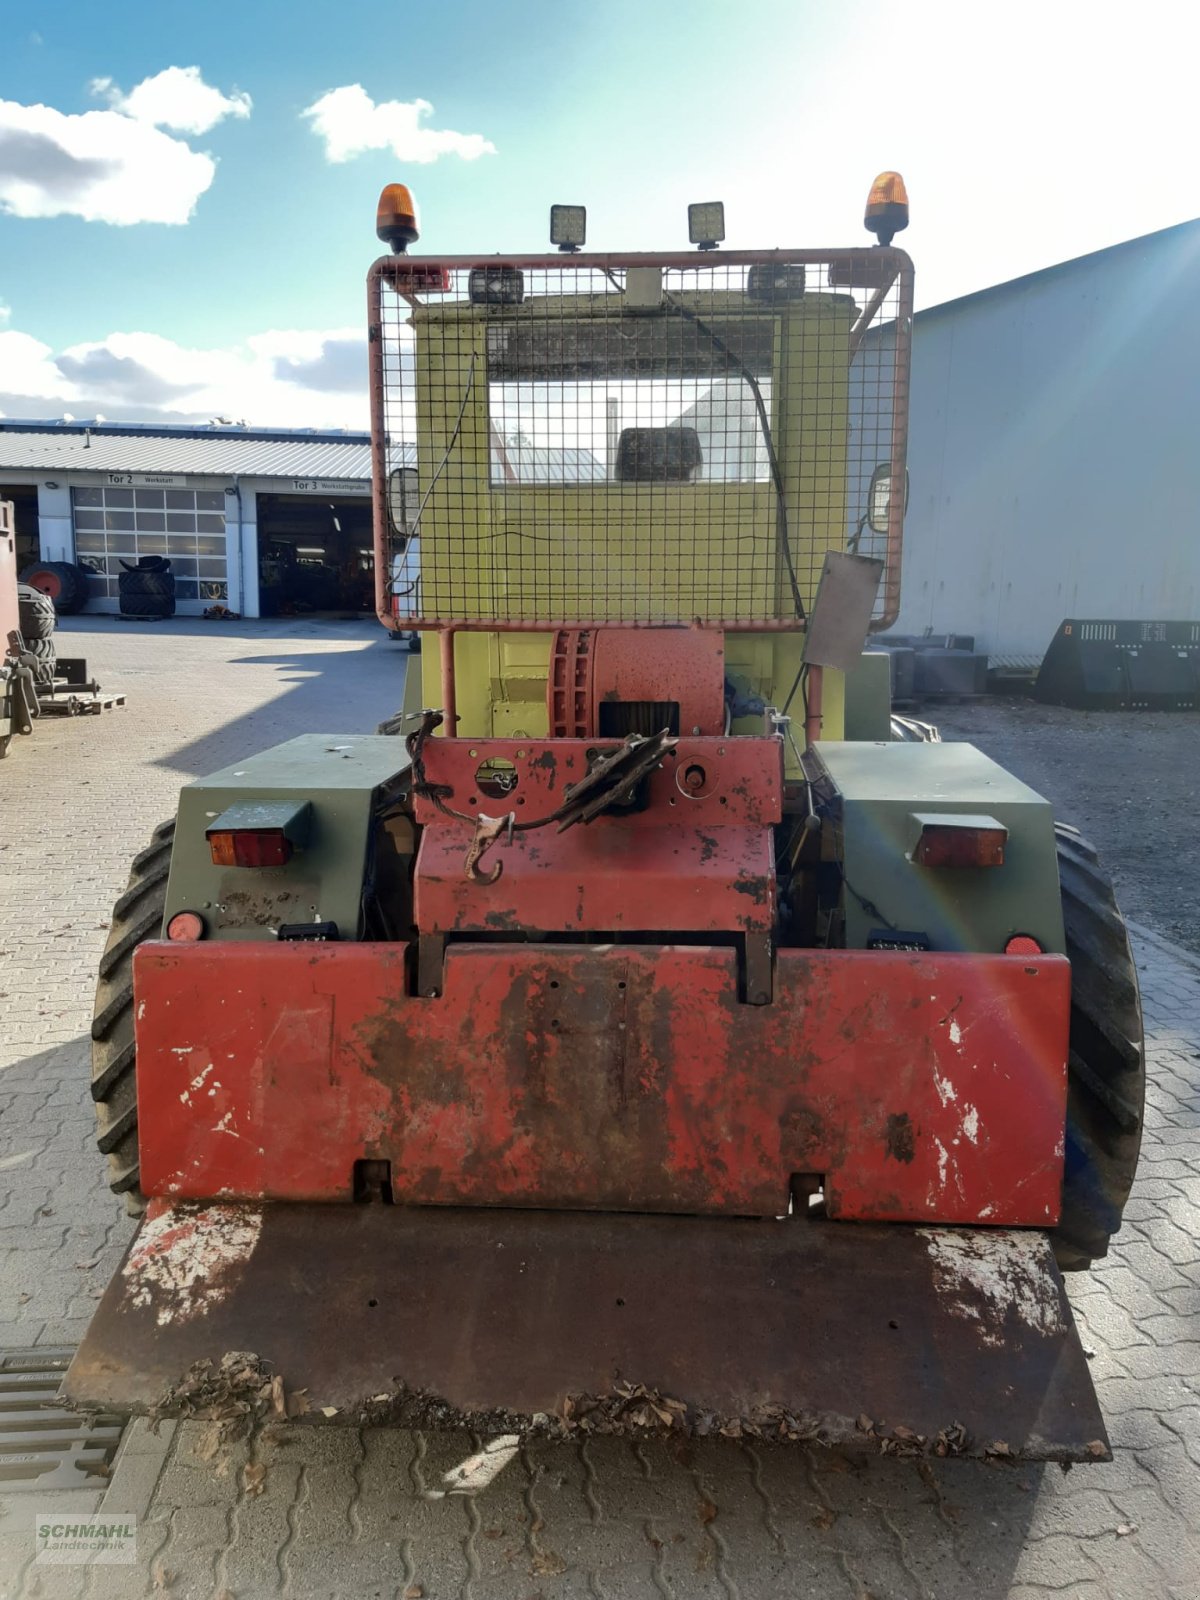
{"left": 0, "top": 421, "right": 405, "bottom": 619}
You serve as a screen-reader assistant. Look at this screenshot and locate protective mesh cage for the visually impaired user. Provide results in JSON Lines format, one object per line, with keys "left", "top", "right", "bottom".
{"left": 371, "top": 252, "right": 910, "bottom": 629}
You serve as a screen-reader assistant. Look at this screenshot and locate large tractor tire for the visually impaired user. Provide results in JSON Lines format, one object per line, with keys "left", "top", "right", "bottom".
{"left": 20, "top": 560, "right": 88, "bottom": 615}
{"left": 91, "top": 820, "right": 175, "bottom": 1213}
{"left": 1051, "top": 824, "right": 1145, "bottom": 1270}
{"left": 118, "top": 589, "right": 173, "bottom": 620}
{"left": 22, "top": 636, "right": 57, "bottom": 684}
{"left": 17, "top": 583, "right": 57, "bottom": 641}
{"left": 118, "top": 563, "right": 176, "bottom": 620}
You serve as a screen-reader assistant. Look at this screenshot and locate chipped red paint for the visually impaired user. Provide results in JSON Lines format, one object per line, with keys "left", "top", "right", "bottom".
{"left": 548, "top": 628, "right": 726, "bottom": 738}
{"left": 414, "top": 736, "right": 782, "bottom": 934}
{"left": 417, "top": 824, "right": 775, "bottom": 934}
{"left": 135, "top": 943, "right": 1069, "bottom": 1225}
{"left": 411, "top": 737, "right": 784, "bottom": 828}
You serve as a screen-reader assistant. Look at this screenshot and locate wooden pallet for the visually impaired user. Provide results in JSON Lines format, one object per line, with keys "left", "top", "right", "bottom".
{"left": 38, "top": 682, "right": 126, "bottom": 716}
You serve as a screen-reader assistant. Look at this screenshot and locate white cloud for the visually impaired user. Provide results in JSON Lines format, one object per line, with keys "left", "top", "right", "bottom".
{"left": 302, "top": 84, "right": 495, "bottom": 165}
{"left": 0, "top": 328, "right": 69, "bottom": 398}
{"left": 91, "top": 66, "right": 252, "bottom": 135}
{"left": 0, "top": 319, "right": 380, "bottom": 430}
{"left": 0, "top": 68, "right": 250, "bottom": 225}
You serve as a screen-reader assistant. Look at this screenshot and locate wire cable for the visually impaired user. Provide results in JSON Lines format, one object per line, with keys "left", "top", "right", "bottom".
{"left": 665, "top": 296, "right": 806, "bottom": 621}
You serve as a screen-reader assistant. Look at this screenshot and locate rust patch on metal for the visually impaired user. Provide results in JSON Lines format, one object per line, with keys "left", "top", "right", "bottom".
{"left": 135, "top": 943, "right": 1069, "bottom": 1222}
{"left": 67, "top": 1205, "right": 1108, "bottom": 1461}
{"left": 885, "top": 1112, "right": 916, "bottom": 1164}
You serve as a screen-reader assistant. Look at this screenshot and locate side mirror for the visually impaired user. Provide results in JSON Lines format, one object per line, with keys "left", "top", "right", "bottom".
{"left": 867, "top": 463, "right": 909, "bottom": 535}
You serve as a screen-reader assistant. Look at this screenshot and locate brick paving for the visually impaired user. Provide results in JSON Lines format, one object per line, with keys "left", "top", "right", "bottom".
{"left": 1, "top": 618, "right": 1198, "bottom": 1598}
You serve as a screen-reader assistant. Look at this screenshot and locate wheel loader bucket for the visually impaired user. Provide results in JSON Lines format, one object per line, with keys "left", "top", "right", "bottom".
{"left": 65, "top": 1202, "right": 1107, "bottom": 1461}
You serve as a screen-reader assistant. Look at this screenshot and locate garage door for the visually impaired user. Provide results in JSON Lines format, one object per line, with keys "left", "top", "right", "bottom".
{"left": 73, "top": 486, "right": 228, "bottom": 607}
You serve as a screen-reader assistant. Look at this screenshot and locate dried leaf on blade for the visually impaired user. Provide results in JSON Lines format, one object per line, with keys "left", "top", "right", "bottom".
{"left": 158, "top": 1351, "right": 274, "bottom": 1426}
{"left": 934, "top": 1422, "right": 968, "bottom": 1458}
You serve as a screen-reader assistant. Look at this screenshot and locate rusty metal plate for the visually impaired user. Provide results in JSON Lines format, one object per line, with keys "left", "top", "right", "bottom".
{"left": 412, "top": 737, "right": 784, "bottom": 827}
{"left": 134, "top": 943, "right": 1069, "bottom": 1224}
{"left": 415, "top": 823, "right": 776, "bottom": 934}
{"left": 0, "top": 1349, "right": 124, "bottom": 1491}
{"left": 64, "top": 1205, "right": 1107, "bottom": 1462}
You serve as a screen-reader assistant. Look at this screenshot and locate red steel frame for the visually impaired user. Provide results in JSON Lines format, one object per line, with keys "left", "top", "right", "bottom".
{"left": 367, "top": 248, "right": 914, "bottom": 728}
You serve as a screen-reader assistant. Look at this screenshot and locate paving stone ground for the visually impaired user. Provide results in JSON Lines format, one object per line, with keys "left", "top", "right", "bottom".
{"left": 1, "top": 619, "right": 1198, "bottom": 1599}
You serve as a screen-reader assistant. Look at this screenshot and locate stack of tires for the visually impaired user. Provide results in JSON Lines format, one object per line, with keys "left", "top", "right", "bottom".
{"left": 17, "top": 582, "right": 57, "bottom": 684}
{"left": 118, "top": 556, "right": 175, "bottom": 620}
{"left": 19, "top": 560, "right": 90, "bottom": 617}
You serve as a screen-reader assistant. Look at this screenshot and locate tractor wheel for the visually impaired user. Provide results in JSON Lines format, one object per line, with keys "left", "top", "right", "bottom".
{"left": 118, "top": 566, "right": 175, "bottom": 619}
{"left": 17, "top": 583, "right": 57, "bottom": 641}
{"left": 22, "top": 636, "right": 57, "bottom": 684}
{"left": 20, "top": 561, "right": 87, "bottom": 615}
{"left": 91, "top": 819, "right": 175, "bottom": 1214}
{"left": 1051, "top": 823, "right": 1145, "bottom": 1270}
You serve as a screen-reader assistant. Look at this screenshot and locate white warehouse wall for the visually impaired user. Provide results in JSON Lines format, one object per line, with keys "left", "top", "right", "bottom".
{"left": 895, "top": 221, "right": 1200, "bottom": 660}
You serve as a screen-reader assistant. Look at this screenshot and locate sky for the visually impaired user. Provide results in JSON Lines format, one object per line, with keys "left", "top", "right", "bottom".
{"left": 0, "top": 0, "right": 1196, "bottom": 431}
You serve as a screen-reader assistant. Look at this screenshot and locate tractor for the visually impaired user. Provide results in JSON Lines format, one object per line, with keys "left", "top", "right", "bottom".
{"left": 68, "top": 176, "right": 1144, "bottom": 1460}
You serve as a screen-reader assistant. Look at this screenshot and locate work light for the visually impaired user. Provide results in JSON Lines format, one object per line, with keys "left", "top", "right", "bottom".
{"left": 550, "top": 205, "right": 586, "bottom": 252}
{"left": 688, "top": 201, "right": 725, "bottom": 250}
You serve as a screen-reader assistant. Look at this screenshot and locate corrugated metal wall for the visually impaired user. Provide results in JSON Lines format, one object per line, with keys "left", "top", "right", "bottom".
{"left": 895, "top": 222, "right": 1200, "bottom": 660}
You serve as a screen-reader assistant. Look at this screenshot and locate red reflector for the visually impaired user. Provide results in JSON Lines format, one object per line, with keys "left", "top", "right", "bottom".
{"left": 208, "top": 830, "right": 292, "bottom": 869}
{"left": 391, "top": 261, "right": 451, "bottom": 291}
{"left": 167, "top": 911, "right": 205, "bottom": 942}
{"left": 1005, "top": 934, "right": 1043, "bottom": 956}
{"left": 914, "top": 825, "right": 1007, "bottom": 869}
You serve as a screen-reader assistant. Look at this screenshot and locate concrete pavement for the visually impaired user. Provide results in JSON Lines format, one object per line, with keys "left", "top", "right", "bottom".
{"left": 1, "top": 618, "right": 1197, "bottom": 1599}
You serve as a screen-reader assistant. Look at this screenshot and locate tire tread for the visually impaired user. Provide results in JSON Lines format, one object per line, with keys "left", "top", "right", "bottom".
{"left": 1051, "top": 824, "right": 1145, "bottom": 1270}
{"left": 91, "top": 820, "right": 175, "bottom": 1211}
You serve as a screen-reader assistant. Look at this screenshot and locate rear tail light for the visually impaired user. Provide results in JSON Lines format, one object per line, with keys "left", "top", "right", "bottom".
{"left": 1005, "top": 933, "right": 1043, "bottom": 956}
{"left": 167, "top": 911, "right": 205, "bottom": 942}
{"left": 389, "top": 260, "right": 451, "bottom": 292}
{"left": 912, "top": 815, "right": 1007, "bottom": 868}
{"left": 208, "top": 829, "right": 292, "bottom": 868}
{"left": 205, "top": 799, "right": 310, "bottom": 869}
